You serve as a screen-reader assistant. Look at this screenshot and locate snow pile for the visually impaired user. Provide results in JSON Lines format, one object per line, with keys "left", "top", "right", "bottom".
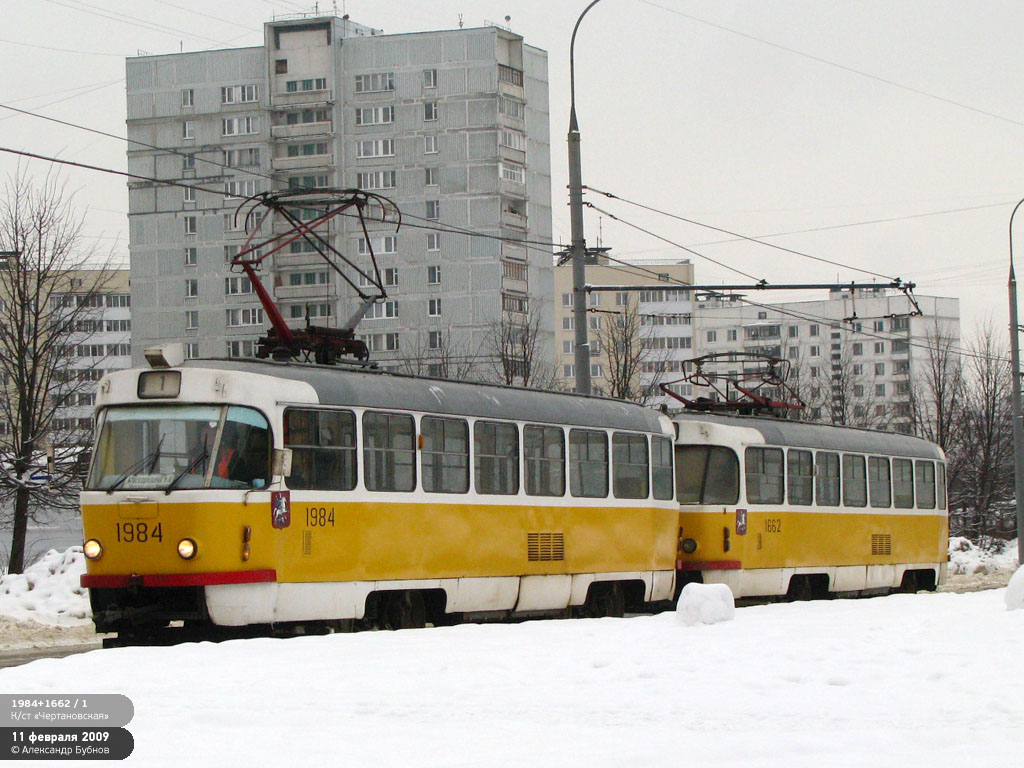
{"left": 0, "top": 547, "right": 90, "bottom": 626}
{"left": 676, "top": 581, "right": 735, "bottom": 625}
{"left": 948, "top": 536, "right": 1019, "bottom": 575}
{"left": 1006, "top": 566, "right": 1024, "bottom": 611}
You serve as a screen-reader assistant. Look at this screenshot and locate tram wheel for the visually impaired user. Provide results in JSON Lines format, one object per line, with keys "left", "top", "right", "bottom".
{"left": 380, "top": 591, "right": 426, "bottom": 630}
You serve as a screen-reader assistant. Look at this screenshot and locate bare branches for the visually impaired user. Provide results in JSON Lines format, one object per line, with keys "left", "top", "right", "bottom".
{"left": 484, "top": 306, "right": 558, "bottom": 390}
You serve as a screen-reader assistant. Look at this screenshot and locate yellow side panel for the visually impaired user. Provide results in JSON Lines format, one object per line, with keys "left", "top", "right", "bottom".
{"left": 82, "top": 500, "right": 678, "bottom": 583}
{"left": 678, "top": 507, "right": 948, "bottom": 568}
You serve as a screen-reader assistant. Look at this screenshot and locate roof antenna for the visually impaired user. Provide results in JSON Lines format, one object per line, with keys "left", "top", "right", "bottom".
{"left": 458, "top": 13, "right": 464, "bottom": 28}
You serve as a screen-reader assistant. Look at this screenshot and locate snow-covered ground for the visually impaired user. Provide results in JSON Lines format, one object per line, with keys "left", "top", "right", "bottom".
{"left": 0, "top": 545, "right": 1022, "bottom": 766}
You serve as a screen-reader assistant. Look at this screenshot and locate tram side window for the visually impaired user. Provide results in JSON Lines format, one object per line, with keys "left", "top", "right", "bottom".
{"left": 842, "top": 454, "right": 867, "bottom": 507}
{"left": 569, "top": 429, "right": 608, "bottom": 498}
{"left": 815, "top": 452, "right": 840, "bottom": 506}
{"left": 651, "top": 436, "right": 674, "bottom": 500}
{"left": 869, "top": 456, "right": 892, "bottom": 508}
{"left": 613, "top": 433, "right": 649, "bottom": 499}
{"left": 284, "top": 408, "right": 356, "bottom": 491}
{"left": 475, "top": 421, "right": 519, "bottom": 495}
{"left": 363, "top": 411, "right": 416, "bottom": 492}
{"left": 421, "top": 416, "right": 469, "bottom": 493}
{"left": 787, "top": 449, "right": 813, "bottom": 506}
{"left": 675, "top": 445, "right": 739, "bottom": 505}
{"left": 915, "top": 460, "right": 936, "bottom": 509}
{"left": 524, "top": 425, "right": 565, "bottom": 497}
{"left": 937, "top": 463, "right": 947, "bottom": 509}
{"left": 892, "top": 458, "right": 915, "bottom": 508}
{"left": 745, "top": 447, "right": 783, "bottom": 505}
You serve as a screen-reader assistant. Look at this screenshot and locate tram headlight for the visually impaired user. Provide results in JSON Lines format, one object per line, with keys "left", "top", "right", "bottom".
{"left": 681, "top": 538, "right": 698, "bottom": 554}
{"left": 177, "top": 538, "right": 198, "bottom": 560}
{"left": 83, "top": 539, "right": 103, "bottom": 560}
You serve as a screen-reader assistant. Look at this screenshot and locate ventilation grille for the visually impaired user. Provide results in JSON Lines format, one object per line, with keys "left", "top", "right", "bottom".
{"left": 527, "top": 532, "right": 564, "bottom": 562}
{"left": 871, "top": 533, "right": 892, "bottom": 556}
{"left": 302, "top": 529, "right": 312, "bottom": 557}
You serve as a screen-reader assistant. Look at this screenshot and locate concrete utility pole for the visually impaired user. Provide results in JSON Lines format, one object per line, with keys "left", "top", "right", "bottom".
{"left": 1009, "top": 199, "right": 1024, "bottom": 565}
{"left": 568, "top": 0, "right": 604, "bottom": 395}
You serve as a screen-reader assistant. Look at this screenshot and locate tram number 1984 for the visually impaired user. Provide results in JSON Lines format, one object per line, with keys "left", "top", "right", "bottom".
{"left": 116, "top": 521, "right": 163, "bottom": 543}
{"left": 306, "top": 507, "right": 335, "bottom": 527}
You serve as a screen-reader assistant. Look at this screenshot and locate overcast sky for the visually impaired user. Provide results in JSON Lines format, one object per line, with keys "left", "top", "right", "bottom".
{"left": 2, "top": 0, "right": 1021, "bottom": 340}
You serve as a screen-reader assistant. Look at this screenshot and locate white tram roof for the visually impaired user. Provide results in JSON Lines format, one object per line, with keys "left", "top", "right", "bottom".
{"left": 180, "top": 359, "right": 671, "bottom": 435}
{"left": 672, "top": 411, "right": 945, "bottom": 461}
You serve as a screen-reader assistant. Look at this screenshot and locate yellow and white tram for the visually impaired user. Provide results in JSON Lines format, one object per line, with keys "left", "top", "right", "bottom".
{"left": 672, "top": 412, "right": 949, "bottom": 599}
{"left": 80, "top": 358, "right": 679, "bottom": 641}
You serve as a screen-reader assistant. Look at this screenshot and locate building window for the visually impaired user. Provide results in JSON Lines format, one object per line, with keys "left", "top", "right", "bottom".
{"left": 499, "top": 95, "right": 524, "bottom": 119}
{"left": 357, "top": 171, "right": 396, "bottom": 190}
{"left": 182, "top": 121, "right": 195, "bottom": 140}
{"left": 425, "top": 167, "right": 437, "bottom": 186}
{"left": 426, "top": 233, "right": 441, "bottom": 252}
{"left": 358, "top": 236, "right": 397, "bottom": 255}
{"left": 185, "top": 310, "right": 198, "bottom": 330}
{"left": 809, "top": 324, "right": 819, "bottom": 336}
{"left": 285, "top": 78, "right": 327, "bottom": 93}
{"left": 182, "top": 153, "right": 196, "bottom": 172}
{"left": 223, "top": 148, "right": 261, "bottom": 167}
{"left": 874, "top": 341, "right": 885, "bottom": 354}
{"left": 356, "top": 139, "right": 394, "bottom": 158}
{"left": 185, "top": 279, "right": 198, "bottom": 299}
{"left": 287, "top": 174, "right": 330, "bottom": 190}
{"left": 727, "top": 329, "right": 737, "bottom": 341}
{"left": 185, "top": 343, "right": 199, "bottom": 359}
{"left": 275, "top": 59, "right": 287, "bottom": 74}
{"left": 224, "top": 180, "right": 259, "bottom": 199}
{"left": 852, "top": 343, "right": 863, "bottom": 355}
{"left": 428, "top": 298, "right": 442, "bottom": 317}
{"left": 184, "top": 216, "right": 197, "bottom": 236}
{"left": 286, "top": 142, "right": 328, "bottom": 158}
{"left": 500, "top": 163, "right": 525, "bottom": 183}
{"left": 875, "top": 362, "right": 885, "bottom": 375}
{"left": 225, "top": 276, "right": 253, "bottom": 295}
{"left": 181, "top": 88, "right": 194, "bottom": 107}
{"left": 424, "top": 135, "right": 439, "bottom": 154}
{"left": 810, "top": 345, "right": 820, "bottom": 357}
{"left": 428, "top": 330, "right": 443, "bottom": 349}
{"left": 222, "top": 116, "right": 260, "bottom": 136}
{"left": 424, "top": 102, "right": 438, "bottom": 121}
{"left": 502, "top": 292, "right": 528, "bottom": 314}
{"left": 426, "top": 200, "right": 440, "bottom": 220}
{"left": 184, "top": 247, "right": 197, "bottom": 266}
{"left": 427, "top": 265, "right": 441, "bottom": 285}
{"left": 355, "top": 105, "right": 394, "bottom": 126}
{"left": 226, "top": 307, "right": 264, "bottom": 327}
{"left": 227, "top": 340, "right": 255, "bottom": 358}
{"left": 706, "top": 331, "right": 717, "bottom": 343}
{"left": 500, "top": 129, "right": 526, "bottom": 152}
{"left": 354, "top": 72, "right": 394, "bottom": 93}
{"left": 285, "top": 108, "right": 329, "bottom": 126}
{"left": 105, "top": 294, "right": 130, "bottom": 308}
{"left": 424, "top": 68, "right": 437, "bottom": 89}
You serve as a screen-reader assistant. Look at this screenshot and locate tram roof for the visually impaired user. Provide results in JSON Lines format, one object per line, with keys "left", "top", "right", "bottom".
{"left": 672, "top": 411, "right": 945, "bottom": 460}
{"left": 182, "top": 358, "right": 669, "bottom": 434}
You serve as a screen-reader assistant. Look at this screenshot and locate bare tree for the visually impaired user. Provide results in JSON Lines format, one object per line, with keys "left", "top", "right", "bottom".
{"left": 596, "top": 301, "right": 669, "bottom": 404}
{"left": 485, "top": 306, "right": 557, "bottom": 389}
{"left": 393, "top": 327, "right": 484, "bottom": 381}
{"left": 948, "top": 322, "right": 1013, "bottom": 533}
{"left": 0, "top": 171, "right": 115, "bottom": 573}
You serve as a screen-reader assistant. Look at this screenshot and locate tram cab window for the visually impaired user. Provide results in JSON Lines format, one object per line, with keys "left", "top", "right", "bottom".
{"left": 787, "top": 449, "right": 813, "bottom": 506}
{"left": 651, "top": 436, "right": 674, "bottom": 500}
{"left": 569, "top": 429, "right": 608, "bottom": 498}
{"left": 915, "top": 460, "right": 936, "bottom": 509}
{"left": 937, "top": 463, "right": 947, "bottom": 510}
{"left": 524, "top": 425, "right": 565, "bottom": 497}
{"left": 421, "top": 416, "right": 469, "bottom": 494}
{"left": 284, "top": 408, "right": 356, "bottom": 491}
{"left": 87, "top": 404, "right": 270, "bottom": 491}
{"left": 675, "top": 445, "right": 738, "bottom": 505}
{"left": 842, "top": 455, "right": 867, "bottom": 507}
{"left": 869, "top": 457, "right": 892, "bottom": 508}
{"left": 364, "top": 412, "right": 416, "bottom": 492}
{"left": 613, "top": 433, "right": 649, "bottom": 499}
{"left": 475, "top": 421, "right": 519, "bottom": 495}
{"left": 892, "top": 458, "right": 914, "bottom": 509}
{"left": 745, "top": 447, "right": 783, "bottom": 505}
{"left": 815, "top": 452, "right": 840, "bottom": 506}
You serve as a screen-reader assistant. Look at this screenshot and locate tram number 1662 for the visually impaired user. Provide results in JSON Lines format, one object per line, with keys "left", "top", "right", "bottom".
{"left": 116, "top": 521, "right": 163, "bottom": 543}
{"left": 306, "top": 507, "right": 335, "bottom": 527}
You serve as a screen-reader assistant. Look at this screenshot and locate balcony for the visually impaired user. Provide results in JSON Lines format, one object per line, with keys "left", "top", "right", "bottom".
{"left": 272, "top": 153, "right": 335, "bottom": 172}
{"left": 270, "top": 89, "right": 333, "bottom": 108}
{"left": 271, "top": 121, "right": 333, "bottom": 139}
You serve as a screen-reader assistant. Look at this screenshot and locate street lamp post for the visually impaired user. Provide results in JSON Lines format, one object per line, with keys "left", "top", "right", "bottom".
{"left": 1008, "top": 198, "right": 1024, "bottom": 565}
{"left": 568, "top": 0, "right": 604, "bottom": 395}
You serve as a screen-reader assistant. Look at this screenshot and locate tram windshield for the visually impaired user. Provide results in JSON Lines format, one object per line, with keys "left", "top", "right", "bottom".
{"left": 87, "top": 405, "right": 271, "bottom": 491}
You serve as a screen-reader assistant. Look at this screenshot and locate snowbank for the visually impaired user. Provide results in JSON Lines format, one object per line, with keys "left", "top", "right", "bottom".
{"left": 0, "top": 547, "right": 90, "bottom": 626}
{"left": 1006, "top": 566, "right": 1024, "bottom": 611}
{"left": 948, "top": 536, "right": 1019, "bottom": 575}
{"left": 676, "top": 581, "right": 735, "bottom": 625}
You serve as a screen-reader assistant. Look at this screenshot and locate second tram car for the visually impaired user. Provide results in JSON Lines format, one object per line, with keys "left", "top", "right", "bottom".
{"left": 672, "top": 412, "right": 948, "bottom": 599}
{"left": 81, "top": 358, "right": 679, "bottom": 641}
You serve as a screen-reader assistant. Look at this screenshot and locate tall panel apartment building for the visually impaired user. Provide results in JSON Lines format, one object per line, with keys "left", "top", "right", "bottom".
{"left": 125, "top": 14, "right": 553, "bottom": 371}
{"left": 692, "top": 287, "right": 960, "bottom": 431}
